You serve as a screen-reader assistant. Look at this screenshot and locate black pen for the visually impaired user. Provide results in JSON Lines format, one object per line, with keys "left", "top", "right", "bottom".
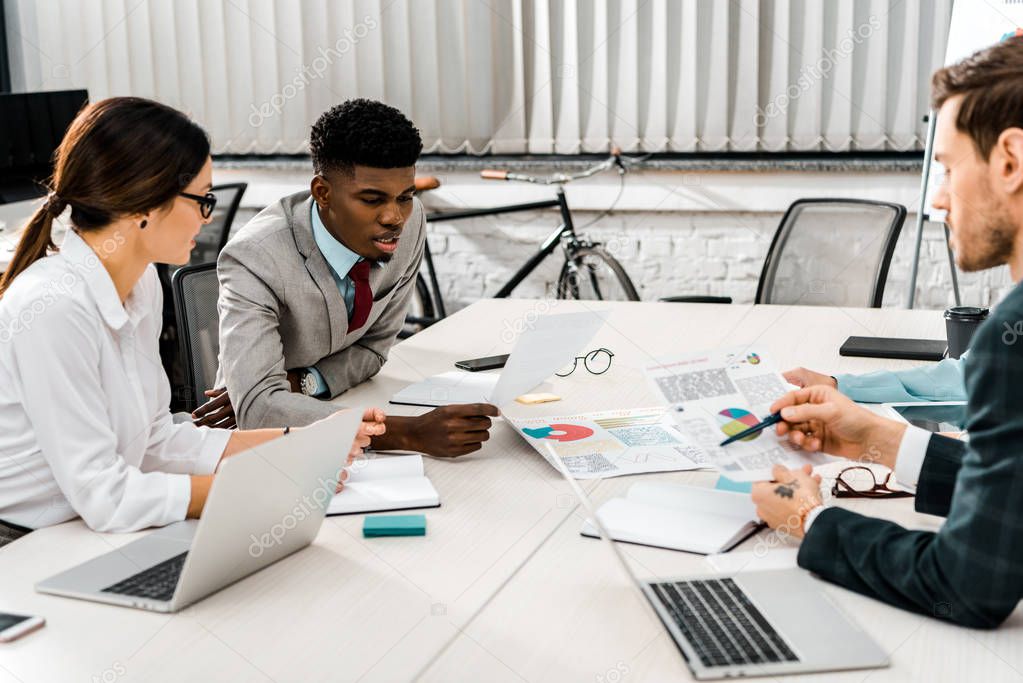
{"left": 719, "top": 411, "right": 783, "bottom": 446}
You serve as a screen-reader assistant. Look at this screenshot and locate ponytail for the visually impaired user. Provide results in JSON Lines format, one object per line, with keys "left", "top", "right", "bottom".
{"left": 0, "top": 196, "right": 63, "bottom": 298}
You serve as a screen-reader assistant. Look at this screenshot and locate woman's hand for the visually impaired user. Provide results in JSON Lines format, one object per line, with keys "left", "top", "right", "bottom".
{"left": 781, "top": 367, "right": 837, "bottom": 390}
{"left": 338, "top": 408, "right": 387, "bottom": 493}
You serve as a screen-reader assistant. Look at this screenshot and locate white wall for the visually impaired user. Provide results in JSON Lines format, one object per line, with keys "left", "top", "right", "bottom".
{"left": 215, "top": 164, "right": 1014, "bottom": 314}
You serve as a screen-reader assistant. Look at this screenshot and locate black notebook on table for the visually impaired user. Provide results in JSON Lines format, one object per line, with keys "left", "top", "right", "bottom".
{"left": 839, "top": 336, "right": 947, "bottom": 361}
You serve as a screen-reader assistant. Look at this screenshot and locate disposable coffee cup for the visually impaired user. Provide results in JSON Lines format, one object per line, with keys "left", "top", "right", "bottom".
{"left": 944, "top": 306, "right": 988, "bottom": 359}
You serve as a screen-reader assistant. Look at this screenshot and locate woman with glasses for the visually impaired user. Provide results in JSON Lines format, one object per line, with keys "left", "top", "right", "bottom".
{"left": 0, "top": 97, "right": 379, "bottom": 542}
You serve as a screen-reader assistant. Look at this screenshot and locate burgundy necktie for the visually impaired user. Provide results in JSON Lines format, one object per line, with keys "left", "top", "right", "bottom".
{"left": 347, "top": 260, "right": 372, "bottom": 331}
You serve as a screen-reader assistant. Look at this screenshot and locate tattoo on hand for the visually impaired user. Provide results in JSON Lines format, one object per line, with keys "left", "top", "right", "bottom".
{"left": 774, "top": 479, "right": 799, "bottom": 499}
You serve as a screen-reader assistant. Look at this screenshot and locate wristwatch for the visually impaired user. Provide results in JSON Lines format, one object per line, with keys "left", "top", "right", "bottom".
{"left": 299, "top": 370, "right": 319, "bottom": 396}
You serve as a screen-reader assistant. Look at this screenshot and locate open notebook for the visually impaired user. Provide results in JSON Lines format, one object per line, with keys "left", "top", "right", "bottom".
{"left": 327, "top": 455, "right": 440, "bottom": 516}
{"left": 580, "top": 481, "right": 762, "bottom": 555}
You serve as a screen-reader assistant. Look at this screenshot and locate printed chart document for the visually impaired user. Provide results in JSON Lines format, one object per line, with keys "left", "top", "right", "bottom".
{"left": 507, "top": 407, "right": 707, "bottom": 479}
{"left": 327, "top": 455, "right": 440, "bottom": 515}
{"left": 390, "top": 310, "right": 607, "bottom": 408}
{"left": 579, "top": 481, "right": 762, "bottom": 554}
{"left": 645, "top": 347, "right": 839, "bottom": 481}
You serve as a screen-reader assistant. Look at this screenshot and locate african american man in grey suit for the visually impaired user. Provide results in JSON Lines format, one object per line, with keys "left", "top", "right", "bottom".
{"left": 209, "top": 100, "right": 497, "bottom": 456}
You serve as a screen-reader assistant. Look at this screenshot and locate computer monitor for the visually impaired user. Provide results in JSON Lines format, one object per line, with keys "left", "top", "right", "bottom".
{"left": 0, "top": 89, "right": 88, "bottom": 203}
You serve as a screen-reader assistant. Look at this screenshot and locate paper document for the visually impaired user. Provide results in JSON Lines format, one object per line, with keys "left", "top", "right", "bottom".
{"left": 579, "top": 481, "right": 762, "bottom": 554}
{"left": 645, "top": 347, "right": 839, "bottom": 481}
{"left": 508, "top": 407, "right": 706, "bottom": 479}
{"left": 327, "top": 455, "right": 440, "bottom": 515}
{"left": 390, "top": 371, "right": 498, "bottom": 407}
{"left": 487, "top": 310, "right": 608, "bottom": 407}
{"left": 390, "top": 310, "right": 606, "bottom": 408}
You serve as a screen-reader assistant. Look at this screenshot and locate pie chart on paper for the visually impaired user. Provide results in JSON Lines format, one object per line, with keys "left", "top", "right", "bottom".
{"left": 716, "top": 408, "right": 761, "bottom": 441}
{"left": 522, "top": 423, "right": 594, "bottom": 442}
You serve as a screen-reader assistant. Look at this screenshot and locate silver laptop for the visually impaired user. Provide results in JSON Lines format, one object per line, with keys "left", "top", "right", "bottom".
{"left": 544, "top": 444, "right": 889, "bottom": 680}
{"left": 36, "top": 410, "right": 361, "bottom": 613}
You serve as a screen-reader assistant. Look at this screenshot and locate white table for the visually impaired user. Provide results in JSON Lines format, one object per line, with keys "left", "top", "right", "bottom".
{"left": 2, "top": 300, "right": 1018, "bottom": 683}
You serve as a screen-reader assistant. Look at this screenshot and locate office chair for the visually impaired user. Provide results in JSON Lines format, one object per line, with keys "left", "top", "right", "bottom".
{"left": 171, "top": 263, "right": 221, "bottom": 413}
{"left": 159, "top": 182, "right": 247, "bottom": 411}
{"left": 187, "top": 182, "right": 247, "bottom": 267}
{"left": 661, "top": 198, "right": 907, "bottom": 308}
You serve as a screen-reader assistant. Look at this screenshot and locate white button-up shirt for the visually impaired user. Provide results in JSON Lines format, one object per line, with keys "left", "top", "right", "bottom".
{"left": 0, "top": 229, "right": 231, "bottom": 532}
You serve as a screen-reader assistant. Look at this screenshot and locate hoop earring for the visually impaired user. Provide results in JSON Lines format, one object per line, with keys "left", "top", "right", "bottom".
{"left": 140, "top": 219, "right": 148, "bottom": 229}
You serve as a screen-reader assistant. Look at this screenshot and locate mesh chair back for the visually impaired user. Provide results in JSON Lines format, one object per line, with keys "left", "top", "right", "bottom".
{"left": 187, "top": 182, "right": 247, "bottom": 267}
{"left": 172, "top": 263, "right": 221, "bottom": 412}
{"left": 756, "top": 199, "right": 907, "bottom": 308}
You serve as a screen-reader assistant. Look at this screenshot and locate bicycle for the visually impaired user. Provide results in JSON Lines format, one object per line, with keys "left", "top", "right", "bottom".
{"left": 402, "top": 150, "right": 641, "bottom": 337}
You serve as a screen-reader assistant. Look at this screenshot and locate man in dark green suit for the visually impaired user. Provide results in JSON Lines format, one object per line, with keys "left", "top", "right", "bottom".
{"left": 751, "top": 36, "right": 1023, "bottom": 629}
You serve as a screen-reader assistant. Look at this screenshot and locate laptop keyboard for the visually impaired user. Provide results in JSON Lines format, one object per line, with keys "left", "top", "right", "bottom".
{"left": 101, "top": 551, "right": 188, "bottom": 602}
{"left": 651, "top": 577, "right": 799, "bottom": 669}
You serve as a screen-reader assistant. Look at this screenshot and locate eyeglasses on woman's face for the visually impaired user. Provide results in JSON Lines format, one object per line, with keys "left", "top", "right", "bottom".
{"left": 179, "top": 191, "right": 217, "bottom": 219}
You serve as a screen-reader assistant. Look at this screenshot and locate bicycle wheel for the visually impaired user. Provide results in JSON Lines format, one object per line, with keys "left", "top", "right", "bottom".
{"left": 399, "top": 274, "right": 436, "bottom": 339}
{"left": 556, "top": 246, "right": 640, "bottom": 301}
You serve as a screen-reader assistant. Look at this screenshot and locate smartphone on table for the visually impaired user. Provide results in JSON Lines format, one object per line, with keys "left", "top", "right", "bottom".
{"left": 454, "top": 354, "right": 509, "bottom": 372}
{"left": 0, "top": 612, "right": 44, "bottom": 642}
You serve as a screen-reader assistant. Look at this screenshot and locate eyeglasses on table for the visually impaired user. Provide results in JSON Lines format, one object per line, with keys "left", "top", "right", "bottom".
{"left": 555, "top": 348, "right": 614, "bottom": 377}
{"left": 831, "top": 466, "right": 913, "bottom": 499}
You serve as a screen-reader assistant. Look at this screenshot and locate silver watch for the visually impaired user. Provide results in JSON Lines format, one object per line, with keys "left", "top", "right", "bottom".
{"left": 300, "top": 370, "right": 319, "bottom": 396}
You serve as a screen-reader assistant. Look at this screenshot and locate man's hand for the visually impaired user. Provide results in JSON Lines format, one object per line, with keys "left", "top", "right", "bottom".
{"left": 770, "top": 385, "right": 906, "bottom": 468}
{"left": 192, "top": 387, "right": 237, "bottom": 429}
{"left": 782, "top": 367, "right": 837, "bottom": 390}
{"left": 751, "top": 464, "right": 823, "bottom": 539}
{"left": 379, "top": 403, "right": 500, "bottom": 457}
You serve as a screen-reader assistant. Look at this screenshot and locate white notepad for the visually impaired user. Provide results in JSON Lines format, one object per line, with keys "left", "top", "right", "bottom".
{"left": 327, "top": 455, "right": 440, "bottom": 515}
{"left": 580, "top": 481, "right": 761, "bottom": 555}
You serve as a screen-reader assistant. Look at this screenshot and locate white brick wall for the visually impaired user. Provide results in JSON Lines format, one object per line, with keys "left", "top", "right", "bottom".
{"left": 423, "top": 208, "right": 1014, "bottom": 312}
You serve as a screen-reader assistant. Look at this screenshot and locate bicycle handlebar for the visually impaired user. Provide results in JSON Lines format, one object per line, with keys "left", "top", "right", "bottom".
{"left": 480, "top": 147, "right": 630, "bottom": 186}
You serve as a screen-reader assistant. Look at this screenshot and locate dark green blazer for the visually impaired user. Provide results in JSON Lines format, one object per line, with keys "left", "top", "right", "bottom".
{"left": 798, "top": 282, "right": 1023, "bottom": 629}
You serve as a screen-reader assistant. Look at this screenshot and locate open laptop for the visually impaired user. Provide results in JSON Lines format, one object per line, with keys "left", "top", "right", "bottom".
{"left": 36, "top": 410, "right": 361, "bottom": 613}
{"left": 545, "top": 444, "right": 889, "bottom": 680}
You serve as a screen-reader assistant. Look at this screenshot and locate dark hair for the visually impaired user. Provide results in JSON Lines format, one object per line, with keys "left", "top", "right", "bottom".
{"left": 0, "top": 97, "right": 210, "bottom": 297}
{"left": 309, "top": 98, "right": 423, "bottom": 176}
{"left": 931, "top": 34, "right": 1023, "bottom": 160}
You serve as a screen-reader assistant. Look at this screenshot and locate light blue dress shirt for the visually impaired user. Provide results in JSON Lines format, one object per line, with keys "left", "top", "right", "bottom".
{"left": 305, "top": 203, "right": 363, "bottom": 397}
{"left": 835, "top": 354, "right": 967, "bottom": 403}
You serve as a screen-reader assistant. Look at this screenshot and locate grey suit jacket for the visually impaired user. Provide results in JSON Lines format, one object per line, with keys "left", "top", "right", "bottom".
{"left": 216, "top": 191, "right": 425, "bottom": 429}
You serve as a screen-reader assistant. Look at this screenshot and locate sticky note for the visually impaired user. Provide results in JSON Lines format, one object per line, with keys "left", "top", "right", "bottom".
{"left": 714, "top": 476, "right": 753, "bottom": 494}
{"left": 363, "top": 514, "right": 427, "bottom": 537}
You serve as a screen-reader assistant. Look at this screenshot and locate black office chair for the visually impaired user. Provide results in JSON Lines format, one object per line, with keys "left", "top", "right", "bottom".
{"left": 661, "top": 198, "right": 907, "bottom": 308}
{"left": 187, "top": 182, "right": 247, "bottom": 267}
{"left": 159, "top": 182, "right": 247, "bottom": 411}
{"left": 171, "top": 263, "right": 221, "bottom": 413}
